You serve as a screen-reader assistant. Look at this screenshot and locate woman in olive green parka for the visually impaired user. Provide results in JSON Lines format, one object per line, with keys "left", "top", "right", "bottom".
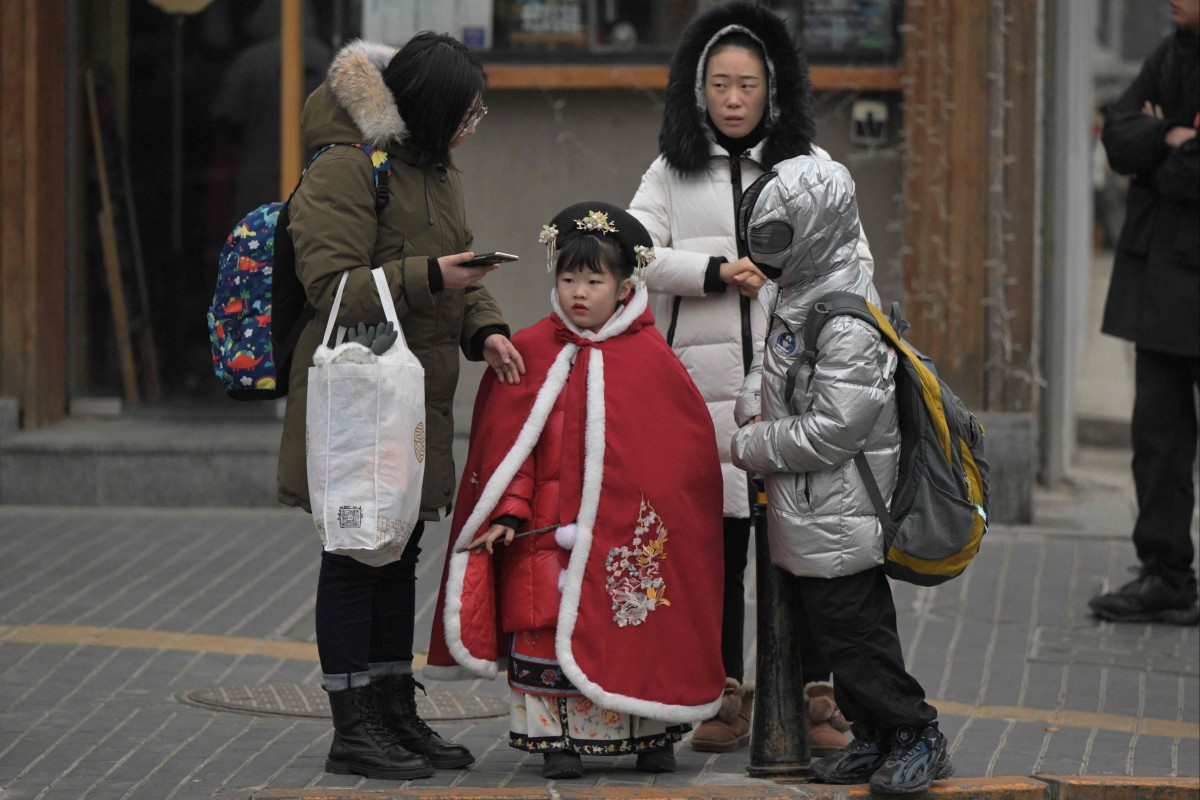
{"left": 277, "top": 35, "right": 524, "bottom": 782}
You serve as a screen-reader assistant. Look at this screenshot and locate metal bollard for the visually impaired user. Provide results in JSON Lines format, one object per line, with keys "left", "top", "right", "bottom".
{"left": 746, "top": 479, "right": 809, "bottom": 778}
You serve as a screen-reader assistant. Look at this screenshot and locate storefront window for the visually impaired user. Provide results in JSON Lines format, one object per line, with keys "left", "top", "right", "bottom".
{"left": 360, "top": 0, "right": 902, "bottom": 64}
{"left": 72, "top": 0, "right": 900, "bottom": 404}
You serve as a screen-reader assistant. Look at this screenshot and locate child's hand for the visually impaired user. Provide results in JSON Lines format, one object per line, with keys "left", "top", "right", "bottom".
{"left": 732, "top": 271, "right": 767, "bottom": 298}
{"left": 721, "top": 257, "right": 768, "bottom": 298}
{"left": 466, "top": 523, "right": 515, "bottom": 553}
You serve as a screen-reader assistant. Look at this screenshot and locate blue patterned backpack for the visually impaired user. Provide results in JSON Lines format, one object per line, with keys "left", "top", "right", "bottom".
{"left": 208, "top": 143, "right": 391, "bottom": 400}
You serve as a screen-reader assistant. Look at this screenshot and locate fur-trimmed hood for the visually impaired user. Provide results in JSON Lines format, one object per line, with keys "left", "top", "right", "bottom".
{"left": 301, "top": 39, "right": 408, "bottom": 150}
{"left": 660, "top": 2, "right": 815, "bottom": 175}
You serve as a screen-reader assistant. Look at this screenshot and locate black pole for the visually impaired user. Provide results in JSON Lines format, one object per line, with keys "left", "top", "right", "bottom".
{"left": 747, "top": 478, "right": 809, "bottom": 778}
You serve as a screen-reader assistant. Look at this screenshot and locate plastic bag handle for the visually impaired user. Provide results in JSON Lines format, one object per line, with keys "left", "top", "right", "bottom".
{"left": 371, "top": 267, "right": 408, "bottom": 351}
{"left": 322, "top": 272, "right": 351, "bottom": 348}
{"left": 320, "top": 269, "right": 409, "bottom": 351}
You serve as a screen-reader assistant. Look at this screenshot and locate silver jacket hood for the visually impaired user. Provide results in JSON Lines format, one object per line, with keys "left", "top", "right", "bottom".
{"left": 743, "top": 155, "right": 878, "bottom": 325}
{"left": 730, "top": 155, "right": 897, "bottom": 579}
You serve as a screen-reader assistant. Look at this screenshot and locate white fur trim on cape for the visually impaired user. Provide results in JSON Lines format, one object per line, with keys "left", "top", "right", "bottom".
{"left": 328, "top": 39, "right": 407, "bottom": 149}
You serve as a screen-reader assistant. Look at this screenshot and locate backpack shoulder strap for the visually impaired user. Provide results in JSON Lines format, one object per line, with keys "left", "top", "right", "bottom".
{"left": 790, "top": 291, "right": 894, "bottom": 526}
{"left": 803, "top": 291, "right": 878, "bottom": 355}
{"left": 783, "top": 291, "right": 880, "bottom": 403}
{"left": 349, "top": 143, "right": 391, "bottom": 211}
{"left": 289, "top": 143, "right": 391, "bottom": 212}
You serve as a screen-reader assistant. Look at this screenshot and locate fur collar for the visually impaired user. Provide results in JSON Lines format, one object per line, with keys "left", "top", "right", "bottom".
{"left": 660, "top": 2, "right": 815, "bottom": 175}
{"left": 327, "top": 39, "right": 408, "bottom": 148}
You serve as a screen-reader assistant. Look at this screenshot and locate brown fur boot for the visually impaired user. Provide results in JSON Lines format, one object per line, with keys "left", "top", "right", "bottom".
{"left": 804, "top": 681, "right": 850, "bottom": 758}
{"left": 690, "top": 677, "right": 754, "bottom": 752}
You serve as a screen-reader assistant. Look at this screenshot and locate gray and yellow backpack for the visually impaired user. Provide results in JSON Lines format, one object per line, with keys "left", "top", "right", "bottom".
{"left": 803, "top": 291, "right": 990, "bottom": 586}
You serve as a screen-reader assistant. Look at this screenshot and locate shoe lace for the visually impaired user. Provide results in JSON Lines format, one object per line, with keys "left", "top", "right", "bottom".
{"left": 393, "top": 675, "right": 439, "bottom": 740}
{"left": 845, "top": 737, "right": 883, "bottom": 757}
{"left": 885, "top": 729, "right": 934, "bottom": 765}
{"left": 356, "top": 687, "right": 402, "bottom": 745}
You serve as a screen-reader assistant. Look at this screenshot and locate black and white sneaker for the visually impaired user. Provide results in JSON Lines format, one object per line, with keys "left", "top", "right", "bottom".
{"left": 867, "top": 722, "right": 954, "bottom": 795}
{"left": 809, "top": 732, "right": 888, "bottom": 785}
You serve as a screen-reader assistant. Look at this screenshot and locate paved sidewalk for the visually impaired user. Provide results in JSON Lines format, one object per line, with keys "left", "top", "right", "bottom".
{"left": 0, "top": 446, "right": 1197, "bottom": 800}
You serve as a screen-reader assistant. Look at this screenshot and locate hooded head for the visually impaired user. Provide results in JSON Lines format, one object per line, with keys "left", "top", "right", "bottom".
{"left": 660, "top": 1, "right": 815, "bottom": 175}
{"left": 738, "top": 156, "right": 867, "bottom": 295}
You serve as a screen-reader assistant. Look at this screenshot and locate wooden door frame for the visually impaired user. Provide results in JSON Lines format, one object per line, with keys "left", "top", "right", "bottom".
{"left": 0, "top": 0, "right": 69, "bottom": 430}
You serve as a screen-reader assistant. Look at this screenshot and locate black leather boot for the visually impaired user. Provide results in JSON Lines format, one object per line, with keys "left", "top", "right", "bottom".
{"left": 371, "top": 674, "right": 475, "bottom": 769}
{"left": 325, "top": 685, "right": 435, "bottom": 780}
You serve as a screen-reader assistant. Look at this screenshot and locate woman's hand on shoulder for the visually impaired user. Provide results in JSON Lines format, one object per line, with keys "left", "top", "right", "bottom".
{"left": 439, "top": 252, "right": 500, "bottom": 290}
{"left": 483, "top": 334, "right": 526, "bottom": 385}
{"left": 466, "top": 523, "right": 515, "bottom": 554}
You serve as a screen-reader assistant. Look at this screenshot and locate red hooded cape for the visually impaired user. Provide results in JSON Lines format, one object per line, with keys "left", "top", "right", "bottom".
{"left": 426, "top": 288, "right": 726, "bottom": 723}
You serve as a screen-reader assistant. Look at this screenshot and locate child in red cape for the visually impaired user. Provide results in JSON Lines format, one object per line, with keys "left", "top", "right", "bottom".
{"left": 426, "top": 202, "right": 726, "bottom": 779}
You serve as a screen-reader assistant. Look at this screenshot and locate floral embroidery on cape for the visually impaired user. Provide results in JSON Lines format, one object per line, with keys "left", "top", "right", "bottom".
{"left": 604, "top": 495, "right": 671, "bottom": 627}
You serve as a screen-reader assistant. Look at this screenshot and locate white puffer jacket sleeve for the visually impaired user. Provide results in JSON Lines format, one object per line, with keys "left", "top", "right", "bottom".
{"left": 628, "top": 157, "right": 714, "bottom": 297}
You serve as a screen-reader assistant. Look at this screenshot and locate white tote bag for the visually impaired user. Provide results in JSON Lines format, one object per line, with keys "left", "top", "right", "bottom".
{"left": 307, "top": 268, "right": 426, "bottom": 566}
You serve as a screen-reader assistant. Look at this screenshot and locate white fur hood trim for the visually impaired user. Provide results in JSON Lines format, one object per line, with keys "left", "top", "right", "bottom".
{"left": 327, "top": 39, "right": 407, "bottom": 148}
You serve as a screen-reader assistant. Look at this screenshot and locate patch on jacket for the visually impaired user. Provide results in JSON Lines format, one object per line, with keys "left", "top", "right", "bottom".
{"left": 773, "top": 330, "right": 798, "bottom": 357}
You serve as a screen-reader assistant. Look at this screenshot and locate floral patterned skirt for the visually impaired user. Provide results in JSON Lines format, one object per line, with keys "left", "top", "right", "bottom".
{"left": 506, "top": 629, "right": 689, "bottom": 756}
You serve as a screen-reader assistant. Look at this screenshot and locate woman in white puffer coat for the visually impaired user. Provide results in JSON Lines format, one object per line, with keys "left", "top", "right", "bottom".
{"left": 626, "top": 1, "right": 873, "bottom": 754}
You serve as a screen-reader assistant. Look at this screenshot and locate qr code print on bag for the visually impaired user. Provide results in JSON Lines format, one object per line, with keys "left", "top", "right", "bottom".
{"left": 338, "top": 506, "right": 364, "bottom": 529}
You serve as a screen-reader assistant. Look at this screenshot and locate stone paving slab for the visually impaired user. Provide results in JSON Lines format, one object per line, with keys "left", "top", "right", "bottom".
{"left": 0, "top": 449, "right": 1198, "bottom": 800}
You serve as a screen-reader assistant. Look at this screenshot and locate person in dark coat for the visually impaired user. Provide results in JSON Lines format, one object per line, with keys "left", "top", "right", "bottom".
{"left": 279, "top": 34, "right": 525, "bottom": 781}
{"left": 1089, "top": 0, "right": 1199, "bottom": 625}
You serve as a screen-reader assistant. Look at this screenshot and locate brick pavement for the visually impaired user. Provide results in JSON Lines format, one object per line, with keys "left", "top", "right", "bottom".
{"left": 0, "top": 447, "right": 1197, "bottom": 800}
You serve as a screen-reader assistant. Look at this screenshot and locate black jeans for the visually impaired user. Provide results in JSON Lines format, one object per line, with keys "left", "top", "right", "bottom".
{"left": 794, "top": 566, "right": 936, "bottom": 738}
{"left": 722, "top": 516, "right": 830, "bottom": 686}
{"left": 315, "top": 523, "right": 424, "bottom": 680}
{"left": 1131, "top": 348, "right": 1200, "bottom": 583}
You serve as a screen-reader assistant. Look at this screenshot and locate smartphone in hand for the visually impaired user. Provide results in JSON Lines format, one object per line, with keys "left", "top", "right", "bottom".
{"left": 464, "top": 252, "right": 519, "bottom": 267}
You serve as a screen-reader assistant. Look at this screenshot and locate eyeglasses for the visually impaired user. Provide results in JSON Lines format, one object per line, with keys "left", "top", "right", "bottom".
{"left": 457, "top": 104, "right": 488, "bottom": 139}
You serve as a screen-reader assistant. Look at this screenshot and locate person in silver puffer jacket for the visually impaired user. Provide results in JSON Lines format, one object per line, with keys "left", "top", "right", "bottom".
{"left": 731, "top": 156, "right": 954, "bottom": 795}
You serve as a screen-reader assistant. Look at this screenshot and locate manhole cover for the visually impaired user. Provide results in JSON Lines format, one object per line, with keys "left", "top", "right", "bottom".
{"left": 180, "top": 682, "right": 508, "bottom": 720}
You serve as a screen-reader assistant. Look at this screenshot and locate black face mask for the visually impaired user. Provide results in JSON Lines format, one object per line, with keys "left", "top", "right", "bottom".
{"left": 756, "top": 263, "right": 783, "bottom": 280}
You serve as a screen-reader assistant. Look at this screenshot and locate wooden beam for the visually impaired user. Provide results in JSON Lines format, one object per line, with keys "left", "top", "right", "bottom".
{"left": 0, "top": 0, "right": 68, "bottom": 428}
{"left": 902, "top": 0, "right": 1040, "bottom": 413}
{"left": 483, "top": 64, "right": 903, "bottom": 92}
{"left": 944, "top": 0, "right": 990, "bottom": 405}
{"left": 279, "top": 0, "right": 303, "bottom": 197}
{"left": 990, "top": 0, "right": 1039, "bottom": 412}
{"left": 0, "top": 2, "right": 23, "bottom": 408}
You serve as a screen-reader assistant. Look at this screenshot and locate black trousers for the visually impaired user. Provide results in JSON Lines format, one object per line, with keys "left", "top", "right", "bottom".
{"left": 722, "top": 516, "right": 830, "bottom": 686}
{"left": 794, "top": 566, "right": 936, "bottom": 738}
{"left": 315, "top": 523, "right": 425, "bottom": 677}
{"left": 1131, "top": 348, "right": 1200, "bottom": 582}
